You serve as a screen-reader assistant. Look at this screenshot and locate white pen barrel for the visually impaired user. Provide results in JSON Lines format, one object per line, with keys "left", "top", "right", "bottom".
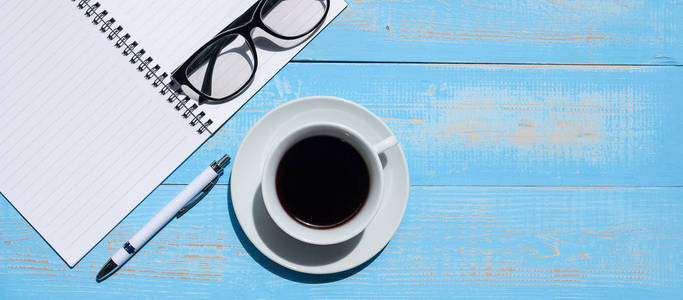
{"left": 127, "top": 166, "right": 218, "bottom": 250}
{"left": 111, "top": 247, "right": 131, "bottom": 265}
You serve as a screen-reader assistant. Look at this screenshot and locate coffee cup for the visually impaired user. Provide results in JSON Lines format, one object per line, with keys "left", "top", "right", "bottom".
{"left": 261, "top": 122, "right": 398, "bottom": 245}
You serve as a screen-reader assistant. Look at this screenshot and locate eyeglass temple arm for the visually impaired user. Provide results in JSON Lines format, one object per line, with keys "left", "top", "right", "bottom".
{"left": 261, "top": 0, "right": 276, "bottom": 16}
{"left": 197, "top": 45, "right": 222, "bottom": 104}
{"left": 185, "top": 0, "right": 261, "bottom": 103}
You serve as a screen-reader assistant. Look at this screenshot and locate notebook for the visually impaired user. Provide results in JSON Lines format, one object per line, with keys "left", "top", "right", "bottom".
{"left": 0, "top": 0, "right": 347, "bottom": 267}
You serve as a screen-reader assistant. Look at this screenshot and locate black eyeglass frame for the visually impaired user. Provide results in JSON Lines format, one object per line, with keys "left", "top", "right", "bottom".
{"left": 172, "top": 0, "right": 331, "bottom": 105}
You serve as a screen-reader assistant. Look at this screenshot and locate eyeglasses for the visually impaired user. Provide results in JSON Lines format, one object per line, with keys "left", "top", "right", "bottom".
{"left": 172, "top": 0, "right": 330, "bottom": 105}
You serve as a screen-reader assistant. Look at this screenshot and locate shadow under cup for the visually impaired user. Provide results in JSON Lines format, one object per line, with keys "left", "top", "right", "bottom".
{"left": 251, "top": 186, "right": 364, "bottom": 268}
{"left": 260, "top": 123, "right": 390, "bottom": 246}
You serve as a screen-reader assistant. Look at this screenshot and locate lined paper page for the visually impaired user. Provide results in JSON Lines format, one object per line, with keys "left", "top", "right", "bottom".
{"left": 0, "top": 1, "right": 206, "bottom": 266}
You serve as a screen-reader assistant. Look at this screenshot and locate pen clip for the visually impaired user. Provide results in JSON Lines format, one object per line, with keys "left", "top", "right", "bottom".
{"left": 175, "top": 176, "right": 219, "bottom": 218}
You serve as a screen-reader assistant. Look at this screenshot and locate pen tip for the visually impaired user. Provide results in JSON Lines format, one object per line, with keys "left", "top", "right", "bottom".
{"left": 218, "top": 154, "right": 231, "bottom": 168}
{"left": 96, "top": 259, "right": 119, "bottom": 282}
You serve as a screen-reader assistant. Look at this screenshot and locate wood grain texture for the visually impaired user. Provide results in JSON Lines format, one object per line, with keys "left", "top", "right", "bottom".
{"left": 299, "top": 0, "right": 683, "bottom": 65}
{"left": 3, "top": 1, "right": 683, "bottom": 298}
{"left": 163, "top": 63, "right": 683, "bottom": 186}
{"left": 1, "top": 185, "right": 681, "bottom": 298}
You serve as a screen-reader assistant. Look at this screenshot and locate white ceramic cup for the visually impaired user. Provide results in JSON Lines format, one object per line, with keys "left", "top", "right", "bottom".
{"left": 261, "top": 122, "right": 398, "bottom": 245}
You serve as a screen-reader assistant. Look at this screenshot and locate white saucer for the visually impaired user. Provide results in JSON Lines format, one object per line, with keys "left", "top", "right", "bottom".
{"left": 230, "top": 96, "right": 409, "bottom": 274}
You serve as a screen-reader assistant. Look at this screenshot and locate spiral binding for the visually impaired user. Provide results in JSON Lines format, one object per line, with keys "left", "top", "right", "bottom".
{"left": 73, "top": 0, "right": 212, "bottom": 134}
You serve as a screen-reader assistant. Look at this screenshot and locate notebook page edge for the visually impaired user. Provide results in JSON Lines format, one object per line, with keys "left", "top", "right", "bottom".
{"left": 0, "top": 0, "right": 209, "bottom": 267}
{"left": 0, "top": 0, "right": 347, "bottom": 267}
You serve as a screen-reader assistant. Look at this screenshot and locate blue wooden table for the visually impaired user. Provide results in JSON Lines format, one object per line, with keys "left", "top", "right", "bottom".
{"left": 2, "top": 1, "right": 682, "bottom": 298}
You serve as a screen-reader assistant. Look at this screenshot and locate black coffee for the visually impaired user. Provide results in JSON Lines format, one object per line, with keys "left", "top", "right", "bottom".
{"left": 276, "top": 135, "right": 370, "bottom": 228}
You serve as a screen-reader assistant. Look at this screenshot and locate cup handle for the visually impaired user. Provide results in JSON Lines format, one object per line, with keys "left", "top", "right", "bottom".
{"left": 373, "top": 135, "right": 398, "bottom": 156}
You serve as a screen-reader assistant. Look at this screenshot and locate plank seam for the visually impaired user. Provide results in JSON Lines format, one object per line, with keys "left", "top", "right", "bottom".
{"left": 290, "top": 60, "right": 683, "bottom": 67}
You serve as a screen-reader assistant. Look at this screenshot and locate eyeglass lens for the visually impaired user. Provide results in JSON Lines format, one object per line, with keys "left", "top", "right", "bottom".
{"left": 260, "top": 0, "right": 328, "bottom": 37}
{"left": 185, "top": 33, "right": 256, "bottom": 99}
{"left": 184, "top": 0, "right": 328, "bottom": 100}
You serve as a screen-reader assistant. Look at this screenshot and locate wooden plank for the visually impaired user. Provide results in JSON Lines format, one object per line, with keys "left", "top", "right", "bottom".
{"left": 300, "top": 0, "right": 683, "bottom": 65}
{"left": 164, "top": 63, "right": 683, "bottom": 186}
{"left": 1, "top": 185, "right": 680, "bottom": 298}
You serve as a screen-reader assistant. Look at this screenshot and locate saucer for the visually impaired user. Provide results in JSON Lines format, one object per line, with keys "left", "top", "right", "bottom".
{"left": 230, "top": 96, "right": 409, "bottom": 274}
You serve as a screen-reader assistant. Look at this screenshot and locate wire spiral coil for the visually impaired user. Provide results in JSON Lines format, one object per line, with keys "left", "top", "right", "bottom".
{"left": 73, "top": 0, "right": 212, "bottom": 134}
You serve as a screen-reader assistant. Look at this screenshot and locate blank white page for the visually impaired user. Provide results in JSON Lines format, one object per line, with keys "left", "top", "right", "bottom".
{"left": 0, "top": 0, "right": 346, "bottom": 267}
{"left": 97, "top": 0, "right": 258, "bottom": 72}
{"left": 0, "top": 1, "right": 207, "bottom": 267}
{"left": 97, "top": 0, "right": 348, "bottom": 132}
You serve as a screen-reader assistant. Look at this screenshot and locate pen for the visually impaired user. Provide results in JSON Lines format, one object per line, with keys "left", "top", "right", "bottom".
{"left": 96, "top": 154, "right": 231, "bottom": 282}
